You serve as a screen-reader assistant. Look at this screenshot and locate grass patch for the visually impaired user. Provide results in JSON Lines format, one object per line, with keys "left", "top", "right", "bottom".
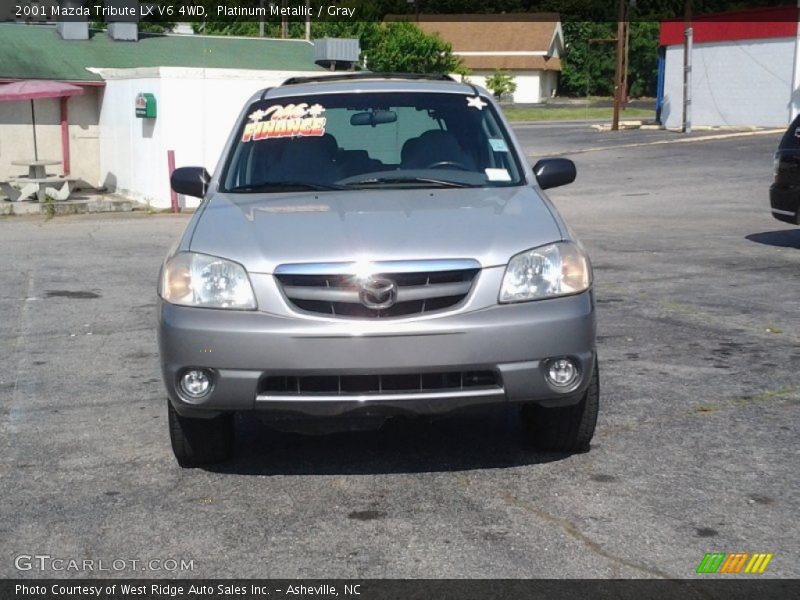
{"left": 145, "top": 207, "right": 175, "bottom": 215}
{"left": 658, "top": 300, "right": 705, "bottom": 318}
{"left": 733, "top": 388, "right": 796, "bottom": 406}
{"left": 691, "top": 388, "right": 796, "bottom": 416}
{"left": 43, "top": 196, "right": 55, "bottom": 220}
{"left": 502, "top": 106, "right": 655, "bottom": 122}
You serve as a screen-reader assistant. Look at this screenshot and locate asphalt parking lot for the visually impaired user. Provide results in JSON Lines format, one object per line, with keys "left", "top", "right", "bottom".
{"left": 1, "top": 123, "right": 798, "bottom": 579}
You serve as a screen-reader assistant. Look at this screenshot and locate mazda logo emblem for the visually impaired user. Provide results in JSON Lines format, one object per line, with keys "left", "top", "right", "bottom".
{"left": 358, "top": 277, "right": 397, "bottom": 309}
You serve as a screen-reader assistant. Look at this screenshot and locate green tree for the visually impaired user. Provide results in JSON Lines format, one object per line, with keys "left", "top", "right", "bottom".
{"left": 193, "top": 21, "right": 265, "bottom": 36}
{"left": 485, "top": 70, "right": 518, "bottom": 99}
{"left": 197, "top": 19, "right": 457, "bottom": 74}
{"left": 559, "top": 21, "right": 660, "bottom": 98}
{"left": 90, "top": 20, "right": 175, "bottom": 33}
{"left": 559, "top": 22, "right": 617, "bottom": 97}
{"left": 453, "top": 63, "right": 473, "bottom": 83}
{"left": 366, "top": 22, "right": 460, "bottom": 73}
{"left": 626, "top": 21, "right": 660, "bottom": 97}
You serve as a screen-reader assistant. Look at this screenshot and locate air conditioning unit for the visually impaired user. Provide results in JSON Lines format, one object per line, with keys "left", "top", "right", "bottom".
{"left": 313, "top": 38, "right": 361, "bottom": 71}
{"left": 56, "top": 0, "right": 88, "bottom": 39}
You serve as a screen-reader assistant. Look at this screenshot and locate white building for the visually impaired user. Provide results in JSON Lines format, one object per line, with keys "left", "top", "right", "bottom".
{"left": 415, "top": 15, "right": 564, "bottom": 104}
{"left": 659, "top": 6, "right": 800, "bottom": 128}
{"left": 0, "top": 21, "right": 321, "bottom": 209}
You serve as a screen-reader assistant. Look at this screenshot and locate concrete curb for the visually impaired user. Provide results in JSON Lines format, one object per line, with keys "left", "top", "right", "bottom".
{"left": 1, "top": 197, "right": 135, "bottom": 217}
{"left": 592, "top": 120, "right": 647, "bottom": 131}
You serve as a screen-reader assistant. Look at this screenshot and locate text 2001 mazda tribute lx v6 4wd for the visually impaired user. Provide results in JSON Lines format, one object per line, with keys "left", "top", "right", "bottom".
{"left": 159, "top": 73, "right": 598, "bottom": 466}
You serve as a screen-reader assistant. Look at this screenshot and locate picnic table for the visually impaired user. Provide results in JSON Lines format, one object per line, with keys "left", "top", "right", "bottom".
{"left": 12, "top": 159, "right": 60, "bottom": 179}
{"left": 1, "top": 159, "right": 76, "bottom": 203}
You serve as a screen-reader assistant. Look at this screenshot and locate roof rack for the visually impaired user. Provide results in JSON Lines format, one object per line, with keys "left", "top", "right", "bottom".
{"left": 281, "top": 72, "right": 455, "bottom": 86}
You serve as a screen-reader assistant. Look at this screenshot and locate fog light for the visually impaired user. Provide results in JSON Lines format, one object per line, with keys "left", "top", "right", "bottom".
{"left": 180, "top": 369, "right": 212, "bottom": 399}
{"left": 545, "top": 358, "right": 579, "bottom": 388}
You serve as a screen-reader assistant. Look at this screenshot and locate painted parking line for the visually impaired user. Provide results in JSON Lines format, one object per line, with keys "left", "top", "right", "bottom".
{"left": 533, "top": 128, "right": 784, "bottom": 157}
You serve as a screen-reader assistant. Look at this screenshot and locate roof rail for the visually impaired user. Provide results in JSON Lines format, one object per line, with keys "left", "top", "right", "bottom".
{"left": 281, "top": 72, "right": 456, "bottom": 86}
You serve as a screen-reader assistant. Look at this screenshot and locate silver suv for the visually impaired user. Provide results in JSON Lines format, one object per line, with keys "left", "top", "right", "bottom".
{"left": 160, "top": 73, "right": 598, "bottom": 467}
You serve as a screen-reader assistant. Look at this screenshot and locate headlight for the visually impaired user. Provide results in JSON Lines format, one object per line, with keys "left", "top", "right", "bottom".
{"left": 160, "top": 252, "right": 257, "bottom": 309}
{"left": 499, "top": 242, "right": 591, "bottom": 303}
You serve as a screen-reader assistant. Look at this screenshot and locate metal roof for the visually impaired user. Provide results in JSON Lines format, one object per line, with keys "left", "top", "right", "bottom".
{"left": 0, "top": 23, "right": 321, "bottom": 82}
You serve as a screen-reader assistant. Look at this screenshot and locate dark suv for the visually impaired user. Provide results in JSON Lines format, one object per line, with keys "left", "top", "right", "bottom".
{"left": 771, "top": 114, "right": 800, "bottom": 225}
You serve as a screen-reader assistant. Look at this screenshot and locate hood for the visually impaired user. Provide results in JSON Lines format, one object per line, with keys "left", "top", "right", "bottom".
{"left": 189, "top": 186, "right": 563, "bottom": 274}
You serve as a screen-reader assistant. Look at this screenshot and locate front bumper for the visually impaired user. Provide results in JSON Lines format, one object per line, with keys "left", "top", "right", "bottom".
{"left": 770, "top": 184, "right": 800, "bottom": 225}
{"left": 158, "top": 289, "right": 596, "bottom": 419}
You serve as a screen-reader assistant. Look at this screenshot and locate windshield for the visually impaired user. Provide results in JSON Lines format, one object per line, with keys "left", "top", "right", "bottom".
{"left": 221, "top": 91, "right": 524, "bottom": 192}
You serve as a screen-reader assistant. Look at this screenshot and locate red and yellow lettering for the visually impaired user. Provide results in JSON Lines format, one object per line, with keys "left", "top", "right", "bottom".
{"left": 305, "top": 117, "right": 326, "bottom": 137}
{"left": 241, "top": 122, "right": 257, "bottom": 143}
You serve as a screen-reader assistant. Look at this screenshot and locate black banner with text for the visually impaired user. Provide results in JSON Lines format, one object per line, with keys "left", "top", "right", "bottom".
{"left": 2, "top": 0, "right": 800, "bottom": 23}
{"left": 4, "top": 579, "right": 800, "bottom": 600}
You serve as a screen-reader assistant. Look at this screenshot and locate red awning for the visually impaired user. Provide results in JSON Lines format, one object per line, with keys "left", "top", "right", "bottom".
{"left": 0, "top": 80, "right": 86, "bottom": 164}
{"left": 660, "top": 6, "right": 799, "bottom": 47}
{"left": 0, "top": 80, "right": 85, "bottom": 102}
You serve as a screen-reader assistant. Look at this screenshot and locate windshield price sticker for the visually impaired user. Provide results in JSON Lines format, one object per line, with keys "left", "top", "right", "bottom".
{"left": 242, "top": 103, "right": 327, "bottom": 142}
{"left": 489, "top": 138, "right": 509, "bottom": 152}
{"left": 485, "top": 168, "right": 512, "bottom": 181}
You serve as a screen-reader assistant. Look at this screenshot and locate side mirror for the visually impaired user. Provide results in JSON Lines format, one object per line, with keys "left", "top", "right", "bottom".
{"left": 533, "top": 158, "right": 576, "bottom": 190}
{"left": 170, "top": 166, "right": 211, "bottom": 199}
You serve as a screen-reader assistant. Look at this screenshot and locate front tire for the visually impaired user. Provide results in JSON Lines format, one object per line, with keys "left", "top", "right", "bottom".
{"left": 521, "top": 361, "right": 599, "bottom": 452}
{"left": 167, "top": 401, "right": 234, "bottom": 467}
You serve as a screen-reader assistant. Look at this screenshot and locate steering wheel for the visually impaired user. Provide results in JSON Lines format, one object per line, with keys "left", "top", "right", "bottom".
{"left": 424, "top": 160, "right": 471, "bottom": 171}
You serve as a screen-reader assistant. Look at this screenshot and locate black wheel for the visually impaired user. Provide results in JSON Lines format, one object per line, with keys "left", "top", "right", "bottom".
{"left": 521, "top": 360, "right": 599, "bottom": 452}
{"left": 167, "top": 401, "right": 234, "bottom": 467}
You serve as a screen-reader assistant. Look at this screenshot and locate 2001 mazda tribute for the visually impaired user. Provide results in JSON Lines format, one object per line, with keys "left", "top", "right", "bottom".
{"left": 159, "top": 73, "right": 598, "bottom": 466}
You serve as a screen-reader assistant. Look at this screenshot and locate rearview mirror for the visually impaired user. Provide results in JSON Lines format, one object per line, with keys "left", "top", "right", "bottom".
{"left": 533, "top": 158, "right": 576, "bottom": 190}
{"left": 171, "top": 166, "right": 211, "bottom": 199}
{"left": 350, "top": 110, "right": 397, "bottom": 127}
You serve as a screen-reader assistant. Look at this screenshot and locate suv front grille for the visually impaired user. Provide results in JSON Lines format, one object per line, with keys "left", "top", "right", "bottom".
{"left": 274, "top": 260, "right": 480, "bottom": 318}
{"left": 260, "top": 371, "right": 500, "bottom": 396}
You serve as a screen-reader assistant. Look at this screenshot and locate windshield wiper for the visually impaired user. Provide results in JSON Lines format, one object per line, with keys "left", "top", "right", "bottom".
{"left": 228, "top": 181, "right": 345, "bottom": 193}
{"left": 343, "top": 176, "right": 474, "bottom": 188}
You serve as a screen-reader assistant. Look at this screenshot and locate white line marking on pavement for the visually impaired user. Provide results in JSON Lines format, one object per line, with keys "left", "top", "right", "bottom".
{"left": 534, "top": 129, "right": 784, "bottom": 157}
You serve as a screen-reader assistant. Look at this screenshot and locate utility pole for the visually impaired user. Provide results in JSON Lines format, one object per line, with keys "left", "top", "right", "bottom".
{"left": 622, "top": 15, "right": 631, "bottom": 106}
{"left": 305, "top": 0, "right": 311, "bottom": 41}
{"left": 611, "top": 0, "right": 628, "bottom": 131}
{"left": 682, "top": 0, "right": 693, "bottom": 133}
{"left": 281, "top": 0, "right": 288, "bottom": 39}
